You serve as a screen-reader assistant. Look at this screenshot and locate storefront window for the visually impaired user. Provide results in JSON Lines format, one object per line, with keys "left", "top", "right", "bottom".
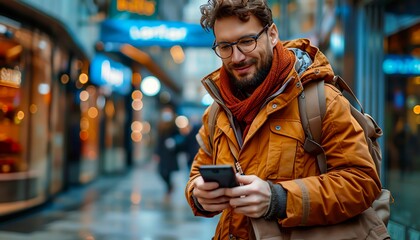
{"left": 0, "top": 37, "right": 26, "bottom": 174}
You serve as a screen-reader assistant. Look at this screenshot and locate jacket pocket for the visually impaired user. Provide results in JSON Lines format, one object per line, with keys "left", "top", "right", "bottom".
{"left": 266, "top": 120, "right": 304, "bottom": 180}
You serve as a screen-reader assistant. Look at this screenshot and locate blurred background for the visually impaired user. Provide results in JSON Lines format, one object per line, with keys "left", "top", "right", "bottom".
{"left": 0, "top": 0, "right": 419, "bottom": 239}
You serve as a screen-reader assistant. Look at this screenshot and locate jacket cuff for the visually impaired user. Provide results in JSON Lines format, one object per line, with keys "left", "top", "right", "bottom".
{"left": 263, "top": 181, "right": 287, "bottom": 220}
{"left": 192, "top": 194, "right": 206, "bottom": 212}
{"left": 192, "top": 193, "right": 216, "bottom": 215}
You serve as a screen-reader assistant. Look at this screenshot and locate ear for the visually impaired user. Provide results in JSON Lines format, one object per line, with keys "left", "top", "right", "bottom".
{"left": 268, "top": 24, "right": 279, "bottom": 46}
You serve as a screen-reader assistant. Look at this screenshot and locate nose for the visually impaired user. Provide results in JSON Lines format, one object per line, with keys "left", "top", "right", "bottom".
{"left": 230, "top": 45, "right": 246, "bottom": 63}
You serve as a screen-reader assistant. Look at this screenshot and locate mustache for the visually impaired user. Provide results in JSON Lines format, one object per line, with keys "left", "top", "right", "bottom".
{"left": 231, "top": 59, "right": 257, "bottom": 68}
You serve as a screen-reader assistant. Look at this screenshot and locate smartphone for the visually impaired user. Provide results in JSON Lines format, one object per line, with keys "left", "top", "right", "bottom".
{"left": 199, "top": 165, "right": 239, "bottom": 188}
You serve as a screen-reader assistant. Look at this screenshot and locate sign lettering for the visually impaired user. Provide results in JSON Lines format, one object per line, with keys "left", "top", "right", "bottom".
{"left": 117, "top": 0, "right": 156, "bottom": 16}
{"left": 0, "top": 68, "right": 22, "bottom": 87}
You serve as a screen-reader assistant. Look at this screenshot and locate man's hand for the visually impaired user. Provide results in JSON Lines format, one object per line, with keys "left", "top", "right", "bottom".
{"left": 224, "top": 174, "right": 271, "bottom": 218}
{"left": 192, "top": 176, "right": 232, "bottom": 212}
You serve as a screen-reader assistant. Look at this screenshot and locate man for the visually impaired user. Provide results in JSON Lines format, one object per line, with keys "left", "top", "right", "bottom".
{"left": 185, "top": 0, "right": 383, "bottom": 239}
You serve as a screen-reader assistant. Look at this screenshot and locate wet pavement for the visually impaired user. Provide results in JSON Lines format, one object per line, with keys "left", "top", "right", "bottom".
{"left": 0, "top": 161, "right": 219, "bottom": 240}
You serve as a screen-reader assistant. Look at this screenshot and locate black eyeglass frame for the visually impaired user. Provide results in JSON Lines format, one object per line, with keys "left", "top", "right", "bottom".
{"left": 212, "top": 24, "right": 270, "bottom": 59}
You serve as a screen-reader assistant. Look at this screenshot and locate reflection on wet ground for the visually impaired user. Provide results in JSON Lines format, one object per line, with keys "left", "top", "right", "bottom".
{"left": 0, "top": 161, "right": 219, "bottom": 240}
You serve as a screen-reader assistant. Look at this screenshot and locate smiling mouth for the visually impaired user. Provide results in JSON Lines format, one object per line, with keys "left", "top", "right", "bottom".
{"left": 234, "top": 65, "right": 252, "bottom": 76}
{"left": 232, "top": 59, "right": 256, "bottom": 75}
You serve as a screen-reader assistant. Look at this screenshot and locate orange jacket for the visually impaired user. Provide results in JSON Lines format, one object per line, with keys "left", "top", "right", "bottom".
{"left": 185, "top": 39, "right": 381, "bottom": 239}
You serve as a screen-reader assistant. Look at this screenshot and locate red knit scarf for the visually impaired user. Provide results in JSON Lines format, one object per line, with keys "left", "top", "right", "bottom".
{"left": 219, "top": 42, "right": 295, "bottom": 137}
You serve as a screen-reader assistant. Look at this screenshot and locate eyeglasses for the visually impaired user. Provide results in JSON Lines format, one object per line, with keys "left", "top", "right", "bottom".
{"left": 212, "top": 25, "right": 269, "bottom": 59}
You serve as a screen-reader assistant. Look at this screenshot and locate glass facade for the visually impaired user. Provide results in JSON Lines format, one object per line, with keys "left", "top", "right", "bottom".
{"left": 385, "top": 22, "right": 420, "bottom": 239}
{"left": 275, "top": 0, "right": 420, "bottom": 238}
{"left": 0, "top": 21, "right": 75, "bottom": 214}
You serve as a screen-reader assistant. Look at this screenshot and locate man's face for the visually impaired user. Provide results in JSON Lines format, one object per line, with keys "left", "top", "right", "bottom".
{"left": 213, "top": 15, "right": 278, "bottom": 93}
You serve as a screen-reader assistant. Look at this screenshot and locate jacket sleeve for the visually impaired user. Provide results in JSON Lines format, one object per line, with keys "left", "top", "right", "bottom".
{"left": 184, "top": 107, "right": 221, "bottom": 218}
{"left": 279, "top": 85, "right": 382, "bottom": 227}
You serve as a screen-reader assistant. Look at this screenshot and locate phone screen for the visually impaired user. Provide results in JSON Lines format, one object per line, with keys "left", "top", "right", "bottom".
{"left": 199, "top": 165, "right": 238, "bottom": 188}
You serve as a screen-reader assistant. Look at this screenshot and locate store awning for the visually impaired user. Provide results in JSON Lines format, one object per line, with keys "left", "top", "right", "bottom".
{"left": 99, "top": 19, "right": 215, "bottom": 95}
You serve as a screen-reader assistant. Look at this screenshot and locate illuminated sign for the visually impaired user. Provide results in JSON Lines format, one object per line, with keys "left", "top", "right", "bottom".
{"left": 101, "top": 60, "right": 124, "bottom": 87}
{"left": 90, "top": 54, "right": 132, "bottom": 94}
{"left": 0, "top": 67, "right": 21, "bottom": 88}
{"left": 129, "top": 25, "right": 187, "bottom": 42}
{"left": 110, "top": 0, "right": 158, "bottom": 19}
{"left": 383, "top": 55, "right": 420, "bottom": 75}
{"left": 100, "top": 19, "right": 214, "bottom": 48}
{"left": 117, "top": 0, "right": 156, "bottom": 16}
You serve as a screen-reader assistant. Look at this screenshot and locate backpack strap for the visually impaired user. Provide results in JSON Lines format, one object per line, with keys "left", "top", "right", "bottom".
{"left": 195, "top": 101, "right": 220, "bottom": 157}
{"left": 334, "top": 75, "right": 365, "bottom": 114}
{"left": 207, "top": 82, "right": 328, "bottom": 173}
{"left": 207, "top": 102, "right": 220, "bottom": 153}
{"left": 299, "top": 80, "right": 327, "bottom": 173}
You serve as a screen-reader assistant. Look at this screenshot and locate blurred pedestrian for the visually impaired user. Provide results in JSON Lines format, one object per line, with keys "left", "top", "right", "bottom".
{"left": 183, "top": 122, "right": 201, "bottom": 170}
{"left": 154, "top": 105, "right": 181, "bottom": 202}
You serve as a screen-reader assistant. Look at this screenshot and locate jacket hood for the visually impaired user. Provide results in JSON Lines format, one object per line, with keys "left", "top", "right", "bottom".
{"left": 283, "top": 38, "right": 335, "bottom": 85}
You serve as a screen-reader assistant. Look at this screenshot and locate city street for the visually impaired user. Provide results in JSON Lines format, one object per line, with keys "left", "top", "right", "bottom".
{"left": 0, "top": 161, "right": 219, "bottom": 240}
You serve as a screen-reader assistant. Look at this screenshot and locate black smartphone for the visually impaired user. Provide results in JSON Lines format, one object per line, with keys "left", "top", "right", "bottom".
{"left": 199, "top": 165, "right": 239, "bottom": 188}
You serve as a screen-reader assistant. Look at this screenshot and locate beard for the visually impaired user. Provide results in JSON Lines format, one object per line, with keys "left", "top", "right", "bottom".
{"left": 228, "top": 54, "right": 273, "bottom": 95}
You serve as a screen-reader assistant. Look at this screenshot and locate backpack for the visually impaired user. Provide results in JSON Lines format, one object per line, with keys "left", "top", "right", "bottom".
{"left": 205, "top": 75, "right": 392, "bottom": 226}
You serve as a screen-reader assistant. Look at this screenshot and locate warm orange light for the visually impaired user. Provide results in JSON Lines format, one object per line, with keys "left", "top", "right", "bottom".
{"left": 132, "top": 90, "right": 143, "bottom": 100}
{"left": 16, "top": 111, "right": 24, "bottom": 120}
{"left": 142, "top": 121, "right": 151, "bottom": 133}
{"left": 80, "top": 117, "right": 89, "bottom": 130}
{"left": 414, "top": 105, "right": 420, "bottom": 115}
{"left": 29, "top": 104, "right": 38, "bottom": 114}
{"left": 60, "top": 74, "right": 69, "bottom": 84}
{"left": 80, "top": 130, "right": 89, "bottom": 141}
{"left": 414, "top": 77, "right": 420, "bottom": 85}
{"left": 131, "top": 192, "right": 142, "bottom": 204}
{"left": 170, "top": 45, "right": 185, "bottom": 64}
{"left": 132, "top": 99, "right": 143, "bottom": 111}
{"left": 132, "top": 72, "right": 142, "bottom": 86}
{"left": 117, "top": 0, "right": 156, "bottom": 16}
{"left": 105, "top": 101, "right": 115, "bottom": 117}
{"left": 79, "top": 90, "right": 89, "bottom": 101}
{"left": 1, "top": 104, "right": 7, "bottom": 113}
{"left": 79, "top": 73, "right": 88, "bottom": 84}
{"left": 88, "top": 107, "right": 98, "bottom": 118}
{"left": 131, "top": 132, "right": 143, "bottom": 142}
{"left": 131, "top": 121, "right": 143, "bottom": 132}
{"left": 2, "top": 165, "right": 11, "bottom": 173}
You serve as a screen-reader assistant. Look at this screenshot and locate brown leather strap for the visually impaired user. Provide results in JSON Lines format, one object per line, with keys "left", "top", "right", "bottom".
{"left": 207, "top": 102, "right": 220, "bottom": 153}
{"left": 334, "top": 75, "right": 365, "bottom": 114}
{"left": 299, "top": 80, "right": 327, "bottom": 173}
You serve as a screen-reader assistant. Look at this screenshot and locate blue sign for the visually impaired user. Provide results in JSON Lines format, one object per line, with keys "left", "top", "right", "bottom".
{"left": 383, "top": 55, "right": 420, "bottom": 75}
{"left": 100, "top": 19, "right": 214, "bottom": 48}
{"left": 90, "top": 54, "right": 132, "bottom": 94}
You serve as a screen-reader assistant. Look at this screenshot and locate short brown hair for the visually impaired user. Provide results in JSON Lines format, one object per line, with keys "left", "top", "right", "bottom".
{"left": 200, "top": 0, "right": 273, "bottom": 32}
